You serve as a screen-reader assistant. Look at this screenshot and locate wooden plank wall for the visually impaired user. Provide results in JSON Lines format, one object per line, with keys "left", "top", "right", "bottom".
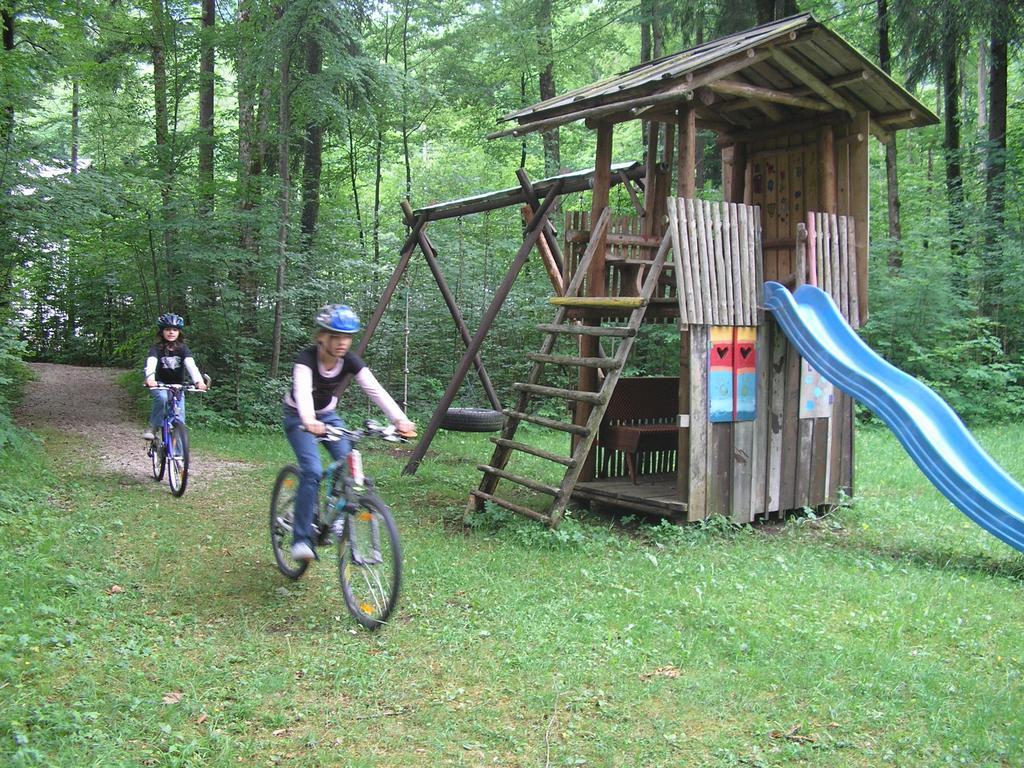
{"left": 687, "top": 321, "right": 854, "bottom": 523}
{"left": 807, "top": 212, "right": 860, "bottom": 329}
{"left": 668, "top": 199, "right": 762, "bottom": 327}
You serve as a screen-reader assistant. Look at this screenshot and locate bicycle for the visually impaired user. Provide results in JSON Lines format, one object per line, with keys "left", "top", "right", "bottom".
{"left": 146, "top": 382, "right": 206, "bottom": 497}
{"left": 269, "top": 420, "right": 408, "bottom": 630}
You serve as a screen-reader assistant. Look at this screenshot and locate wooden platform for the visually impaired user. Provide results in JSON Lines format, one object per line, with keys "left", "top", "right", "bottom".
{"left": 572, "top": 474, "right": 687, "bottom": 517}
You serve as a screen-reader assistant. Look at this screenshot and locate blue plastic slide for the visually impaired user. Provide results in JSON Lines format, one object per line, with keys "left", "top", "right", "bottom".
{"left": 763, "top": 281, "right": 1024, "bottom": 555}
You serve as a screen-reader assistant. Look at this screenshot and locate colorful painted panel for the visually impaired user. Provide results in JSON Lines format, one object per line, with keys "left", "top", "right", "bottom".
{"left": 709, "top": 326, "right": 734, "bottom": 422}
{"left": 800, "top": 359, "right": 834, "bottom": 418}
{"left": 709, "top": 326, "right": 757, "bottom": 423}
{"left": 735, "top": 327, "right": 757, "bottom": 421}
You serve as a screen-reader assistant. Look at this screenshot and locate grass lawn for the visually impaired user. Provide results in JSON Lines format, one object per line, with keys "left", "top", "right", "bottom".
{"left": 2, "top": 413, "right": 1024, "bottom": 766}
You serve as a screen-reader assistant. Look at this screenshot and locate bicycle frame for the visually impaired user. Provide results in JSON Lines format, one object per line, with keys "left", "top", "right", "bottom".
{"left": 156, "top": 386, "right": 186, "bottom": 454}
{"left": 315, "top": 425, "right": 398, "bottom": 564}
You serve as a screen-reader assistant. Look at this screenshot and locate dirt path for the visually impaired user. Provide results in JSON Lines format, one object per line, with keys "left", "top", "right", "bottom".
{"left": 14, "top": 362, "right": 249, "bottom": 488}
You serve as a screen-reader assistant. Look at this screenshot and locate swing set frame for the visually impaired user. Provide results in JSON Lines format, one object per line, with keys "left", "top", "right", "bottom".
{"left": 349, "top": 162, "right": 648, "bottom": 475}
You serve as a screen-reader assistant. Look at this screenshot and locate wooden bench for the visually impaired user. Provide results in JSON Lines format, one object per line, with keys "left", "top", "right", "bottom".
{"left": 598, "top": 377, "right": 679, "bottom": 484}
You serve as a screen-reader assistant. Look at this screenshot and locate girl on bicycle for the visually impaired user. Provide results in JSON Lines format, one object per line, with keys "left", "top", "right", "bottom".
{"left": 283, "top": 304, "right": 415, "bottom": 562}
{"left": 143, "top": 313, "right": 208, "bottom": 440}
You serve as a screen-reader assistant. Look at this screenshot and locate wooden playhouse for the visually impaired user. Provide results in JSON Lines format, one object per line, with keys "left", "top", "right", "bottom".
{"left": 357, "top": 13, "right": 937, "bottom": 526}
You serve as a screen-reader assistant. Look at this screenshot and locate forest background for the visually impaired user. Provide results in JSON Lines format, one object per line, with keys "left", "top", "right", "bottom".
{"left": 1, "top": 0, "right": 1021, "bottom": 439}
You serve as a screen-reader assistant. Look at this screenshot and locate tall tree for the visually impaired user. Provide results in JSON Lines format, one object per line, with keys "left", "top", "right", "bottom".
{"left": 877, "top": 0, "right": 902, "bottom": 271}
{"left": 299, "top": 20, "right": 323, "bottom": 249}
{"left": 270, "top": 1, "right": 292, "bottom": 378}
{"left": 537, "top": 0, "right": 559, "bottom": 177}
{"left": 151, "top": 0, "right": 176, "bottom": 309}
{"left": 198, "top": 0, "right": 215, "bottom": 214}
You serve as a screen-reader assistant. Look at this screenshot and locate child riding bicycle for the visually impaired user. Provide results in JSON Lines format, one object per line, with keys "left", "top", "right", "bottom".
{"left": 143, "top": 313, "right": 208, "bottom": 440}
{"left": 282, "top": 304, "right": 415, "bottom": 563}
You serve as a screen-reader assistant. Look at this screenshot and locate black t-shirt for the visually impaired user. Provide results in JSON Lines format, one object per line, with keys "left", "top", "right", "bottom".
{"left": 148, "top": 343, "right": 193, "bottom": 385}
{"left": 291, "top": 345, "right": 366, "bottom": 412}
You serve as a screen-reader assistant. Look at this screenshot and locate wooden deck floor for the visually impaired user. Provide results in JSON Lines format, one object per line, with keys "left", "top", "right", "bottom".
{"left": 572, "top": 473, "right": 686, "bottom": 517}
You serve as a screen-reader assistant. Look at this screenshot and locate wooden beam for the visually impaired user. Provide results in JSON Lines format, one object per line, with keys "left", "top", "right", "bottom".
{"left": 877, "top": 109, "right": 917, "bottom": 126}
{"left": 792, "top": 69, "right": 872, "bottom": 97}
{"left": 771, "top": 48, "right": 858, "bottom": 118}
{"left": 588, "top": 122, "right": 613, "bottom": 292}
{"left": 516, "top": 167, "right": 565, "bottom": 275}
{"left": 522, "top": 205, "right": 564, "bottom": 295}
{"left": 488, "top": 83, "right": 694, "bottom": 140}
{"left": 677, "top": 105, "right": 696, "bottom": 199}
{"left": 709, "top": 78, "right": 832, "bottom": 112}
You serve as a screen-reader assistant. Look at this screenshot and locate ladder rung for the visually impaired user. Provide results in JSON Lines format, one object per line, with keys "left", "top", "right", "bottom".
{"left": 549, "top": 296, "right": 647, "bottom": 309}
{"left": 477, "top": 465, "right": 558, "bottom": 497}
{"left": 470, "top": 490, "right": 551, "bottom": 524}
{"left": 490, "top": 437, "right": 576, "bottom": 467}
{"left": 537, "top": 323, "right": 636, "bottom": 337}
{"left": 502, "top": 409, "right": 590, "bottom": 436}
{"left": 513, "top": 383, "right": 604, "bottom": 405}
{"left": 526, "top": 353, "right": 622, "bottom": 369}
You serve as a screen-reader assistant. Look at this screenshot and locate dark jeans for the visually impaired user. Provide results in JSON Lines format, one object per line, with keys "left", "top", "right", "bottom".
{"left": 282, "top": 406, "right": 351, "bottom": 547}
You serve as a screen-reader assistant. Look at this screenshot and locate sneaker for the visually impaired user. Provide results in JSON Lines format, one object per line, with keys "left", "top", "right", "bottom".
{"left": 291, "top": 542, "right": 316, "bottom": 562}
{"left": 142, "top": 429, "right": 155, "bottom": 441}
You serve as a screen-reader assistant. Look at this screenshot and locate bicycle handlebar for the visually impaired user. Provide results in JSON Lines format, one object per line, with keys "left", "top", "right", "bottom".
{"left": 146, "top": 384, "right": 208, "bottom": 393}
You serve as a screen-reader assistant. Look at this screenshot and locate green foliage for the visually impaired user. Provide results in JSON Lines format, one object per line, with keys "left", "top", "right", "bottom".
{"left": 0, "top": 319, "right": 31, "bottom": 450}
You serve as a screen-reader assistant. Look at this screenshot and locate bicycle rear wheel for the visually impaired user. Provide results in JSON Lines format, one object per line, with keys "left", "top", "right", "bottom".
{"left": 338, "top": 496, "right": 401, "bottom": 630}
{"left": 149, "top": 439, "right": 165, "bottom": 480}
{"left": 167, "top": 421, "right": 190, "bottom": 497}
{"left": 270, "top": 465, "right": 309, "bottom": 579}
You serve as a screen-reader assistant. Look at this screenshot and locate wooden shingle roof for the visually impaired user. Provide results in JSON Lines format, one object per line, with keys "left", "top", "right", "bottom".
{"left": 492, "top": 13, "right": 937, "bottom": 140}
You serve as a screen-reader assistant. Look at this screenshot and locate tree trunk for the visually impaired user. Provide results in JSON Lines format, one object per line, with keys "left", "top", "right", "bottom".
{"left": 236, "top": 0, "right": 259, "bottom": 340}
{"left": 537, "top": 0, "right": 559, "bottom": 178}
{"left": 152, "top": 0, "right": 176, "bottom": 311}
{"left": 1, "top": 8, "right": 13, "bottom": 161}
{"left": 877, "top": 0, "right": 901, "bottom": 270}
{"left": 270, "top": 5, "right": 292, "bottom": 379}
{"left": 345, "top": 102, "right": 367, "bottom": 259}
{"left": 986, "top": 20, "right": 1007, "bottom": 227}
{"left": 942, "top": 43, "right": 965, "bottom": 272}
{"left": 982, "top": 2, "right": 1008, "bottom": 322}
{"left": 198, "top": 0, "right": 215, "bottom": 214}
{"left": 977, "top": 36, "right": 987, "bottom": 129}
{"left": 400, "top": 0, "right": 412, "bottom": 202}
{"left": 300, "top": 34, "right": 323, "bottom": 249}
{"left": 71, "top": 80, "right": 80, "bottom": 174}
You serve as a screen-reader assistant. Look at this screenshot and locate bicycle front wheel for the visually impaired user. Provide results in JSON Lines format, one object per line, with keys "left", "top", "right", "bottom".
{"left": 270, "top": 465, "right": 309, "bottom": 580}
{"left": 167, "top": 421, "right": 190, "bottom": 497}
{"left": 338, "top": 497, "right": 401, "bottom": 630}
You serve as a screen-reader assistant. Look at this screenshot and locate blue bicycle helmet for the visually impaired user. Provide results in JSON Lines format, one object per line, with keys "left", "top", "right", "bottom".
{"left": 157, "top": 312, "right": 185, "bottom": 329}
{"left": 315, "top": 304, "right": 361, "bottom": 334}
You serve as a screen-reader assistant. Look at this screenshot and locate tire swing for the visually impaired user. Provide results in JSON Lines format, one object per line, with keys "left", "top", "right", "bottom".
{"left": 439, "top": 214, "right": 503, "bottom": 434}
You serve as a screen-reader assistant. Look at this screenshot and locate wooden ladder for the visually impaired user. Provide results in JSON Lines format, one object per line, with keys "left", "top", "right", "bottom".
{"left": 467, "top": 214, "right": 674, "bottom": 527}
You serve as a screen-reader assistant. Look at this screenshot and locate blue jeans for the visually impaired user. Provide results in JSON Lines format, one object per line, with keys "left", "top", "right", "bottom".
{"left": 282, "top": 406, "right": 351, "bottom": 547}
{"left": 149, "top": 389, "right": 184, "bottom": 428}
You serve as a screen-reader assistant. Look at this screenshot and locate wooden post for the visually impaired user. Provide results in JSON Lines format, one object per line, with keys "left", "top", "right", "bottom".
{"left": 819, "top": 124, "right": 837, "bottom": 214}
{"left": 677, "top": 106, "right": 696, "bottom": 199}
{"left": 588, "top": 122, "right": 614, "bottom": 297}
{"left": 728, "top": 142, "right": 747, "bottom": 204}
{"left": 575, "top": 122, "right": 613, "bottom": 482}
{"left": 522, "top": 206, "right": 564, "bottom": 295}
{"left": 516, "top": 167, "right": 566, "bottom": 276}
{"left": 403, "top": 183, "right": 564, "bottom": 475}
